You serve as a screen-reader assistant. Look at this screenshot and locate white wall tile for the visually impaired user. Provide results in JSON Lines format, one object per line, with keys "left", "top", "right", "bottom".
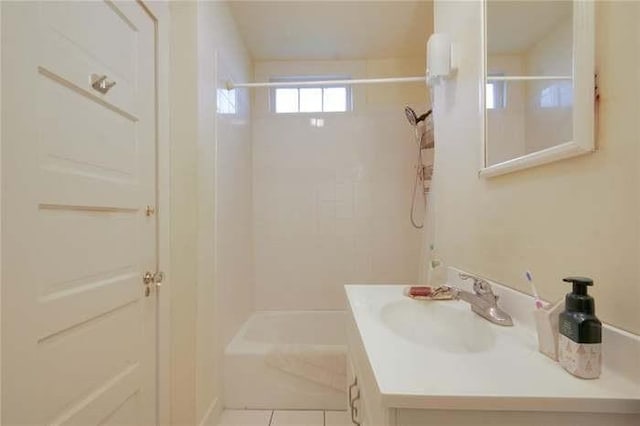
{"left": 214, "top": 44, "right": 254, "bottom": 348}
{"left": 271, "top": 411, "right": 324, "bottom": 426}
{"left": 325, "top": 411, "right": 351, "bottom": 426}
{"left": 170, "top": 2, "right": 255, "bottom": 422}
{"left": 253, "top": 60, "right": 427, "bottom": 311}
{"left": 218, "top": 410, "right": 272, "bottom": 426}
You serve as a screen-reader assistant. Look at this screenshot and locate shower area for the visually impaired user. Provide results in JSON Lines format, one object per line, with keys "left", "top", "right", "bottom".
{"left": 214, "top": 1, "right": 434, "bottom": 411}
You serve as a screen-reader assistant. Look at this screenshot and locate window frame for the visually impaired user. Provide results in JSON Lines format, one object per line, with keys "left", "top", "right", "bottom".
{"left": 269, "top": 75, "right": 353, "bottom": 114}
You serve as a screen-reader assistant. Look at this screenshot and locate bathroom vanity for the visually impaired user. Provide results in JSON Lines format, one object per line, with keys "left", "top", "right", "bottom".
{"left": 344, "top": 270, "right": 640, "bottom": 426}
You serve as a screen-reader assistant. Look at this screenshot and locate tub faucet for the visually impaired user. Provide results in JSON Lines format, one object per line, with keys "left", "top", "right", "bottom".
{"left": 449, "top": 273, "right": 513, "bottom": 326}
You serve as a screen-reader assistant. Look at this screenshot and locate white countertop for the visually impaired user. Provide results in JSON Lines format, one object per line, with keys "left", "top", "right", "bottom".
{"left": 345, "top": 279, "right": 640, "bottom": 413}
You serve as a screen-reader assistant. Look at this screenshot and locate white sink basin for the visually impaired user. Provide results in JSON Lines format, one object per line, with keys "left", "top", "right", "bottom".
{"left": 379, "top": 298, "right": 497, "bottom": 353}
{"left": 345, "top": 283, "right": 640, "bottom": 414}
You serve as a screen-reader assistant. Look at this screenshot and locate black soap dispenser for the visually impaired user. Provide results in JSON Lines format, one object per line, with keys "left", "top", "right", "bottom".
{"left": 558, "top": 277, "right": 602, "bottom": 379}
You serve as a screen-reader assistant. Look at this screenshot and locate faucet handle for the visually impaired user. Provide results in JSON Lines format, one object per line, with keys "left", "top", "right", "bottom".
{"left": 458, "top": 272, "right": 475, "bottom": 282}
{"left": 473, "top": 279, "right": 492, "bottom": 295}
{"left": 459, "top": 273, "right": 495, "bottom": 298}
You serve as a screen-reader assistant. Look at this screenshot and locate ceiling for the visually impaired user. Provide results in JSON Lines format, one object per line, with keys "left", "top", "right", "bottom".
{"left": 228, "top": 1, "right": 433, "bottom": 61}
{"left": 487, "top": 1, "right": 572, "bottom": 54}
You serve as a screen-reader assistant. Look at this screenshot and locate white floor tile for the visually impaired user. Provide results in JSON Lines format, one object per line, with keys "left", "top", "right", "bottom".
{"left": 271, "top": 410, "right": 324, "bottom": 426}
{"left": 218, "top": 409, "right": 273, "bottom": 426}
{"left": 324, "top": 411, "right": 350, "bottom": 426}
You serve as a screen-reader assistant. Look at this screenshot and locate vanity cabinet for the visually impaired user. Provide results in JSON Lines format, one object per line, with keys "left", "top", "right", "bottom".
{"left": 346, "top": 309, "right": 640, "bottom": 426}
{"left": 346, "top": 315, "right": 395, "bottom": 426}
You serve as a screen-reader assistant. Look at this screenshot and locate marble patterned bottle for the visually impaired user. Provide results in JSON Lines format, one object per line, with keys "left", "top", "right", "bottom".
{"left": 558, "top": 277, "right": 602, "bottom": 379}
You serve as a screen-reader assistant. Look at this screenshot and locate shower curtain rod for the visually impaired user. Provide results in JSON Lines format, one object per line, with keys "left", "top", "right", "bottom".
{"left": 225, "top": 76, "right": 425, "bottom": 90}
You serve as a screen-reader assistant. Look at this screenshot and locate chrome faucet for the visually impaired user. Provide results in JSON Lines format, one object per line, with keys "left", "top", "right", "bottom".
{"left": 449, "top": 273, "right": 513, "bottom": 326}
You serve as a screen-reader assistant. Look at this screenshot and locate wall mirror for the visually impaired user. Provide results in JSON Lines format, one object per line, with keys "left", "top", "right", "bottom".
{"left": 480, "top": 0, "right": 595, "bottom": 177}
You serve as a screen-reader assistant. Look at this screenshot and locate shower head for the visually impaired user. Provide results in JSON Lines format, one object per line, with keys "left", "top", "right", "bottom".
{"left": 404, "top": 106, "right": 418, "bottom": 126}
{"left": 404, "top": 106, "right": 432, "bottom": 126}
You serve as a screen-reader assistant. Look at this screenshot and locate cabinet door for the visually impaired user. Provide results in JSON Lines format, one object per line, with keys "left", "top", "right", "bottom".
{"left": 347, "top": 314, "right": 396, "bottom": 426}
{"left": 347, "top": 355, "right": 367, "bottom": 426}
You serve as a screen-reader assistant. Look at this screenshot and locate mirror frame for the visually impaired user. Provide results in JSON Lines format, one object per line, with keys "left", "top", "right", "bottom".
{"left": 479, "top": 0, "right": 595, "bottom": 178}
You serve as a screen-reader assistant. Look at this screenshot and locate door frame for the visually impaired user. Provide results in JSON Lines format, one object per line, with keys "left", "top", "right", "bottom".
{"left": 0, "top": 1, "right": 3, "bottom": 421}
{"left": 0, "top": 1, "right": 172, "bottom": 424}
{"left": 137, "top": 1, "right": 172, "bottom": 425}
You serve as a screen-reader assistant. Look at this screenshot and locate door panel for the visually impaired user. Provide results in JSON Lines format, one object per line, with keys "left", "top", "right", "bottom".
{"left": 36, "top": 74, "right": 139, "bottom": 209}
{"left": 38, "top": 75, "right": 138, "bottom": 183}
{"left": 38, "top": 304, "right": 140, "bottom": 423}
{"left": 2, "top": 1, "right": 157, "bottom": 424}
{"left": 39, "top": 1, "right": 137, "bottom": 114}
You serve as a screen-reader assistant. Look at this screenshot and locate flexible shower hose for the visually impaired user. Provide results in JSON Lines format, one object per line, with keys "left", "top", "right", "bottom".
{"left": 410, "top": 126, "right": 427, "bottom": 229}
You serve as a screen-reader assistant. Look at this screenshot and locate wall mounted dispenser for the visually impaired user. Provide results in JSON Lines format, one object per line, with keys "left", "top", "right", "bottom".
{"left": 426, "top": 33, "right": 456, "bottom": 87}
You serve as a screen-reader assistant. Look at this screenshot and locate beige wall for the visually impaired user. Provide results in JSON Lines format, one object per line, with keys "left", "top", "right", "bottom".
{"left": 169, "top": 3, "right": 199, "bottom": 423}
{"left": 432, "top": 1, "right": 640, "bottom": 334}
{"left": 170, "top": 1, "right": 253, "bottom": 424}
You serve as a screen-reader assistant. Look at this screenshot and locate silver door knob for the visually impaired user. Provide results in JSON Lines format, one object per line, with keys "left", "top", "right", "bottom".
{"left": 143, "top": 271, "right": 164, "bottom": 297}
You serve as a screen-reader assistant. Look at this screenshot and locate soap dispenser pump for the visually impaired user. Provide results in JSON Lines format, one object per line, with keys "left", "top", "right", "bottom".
{"left": 558, "top": 277, "right": 602, "bottom": 379}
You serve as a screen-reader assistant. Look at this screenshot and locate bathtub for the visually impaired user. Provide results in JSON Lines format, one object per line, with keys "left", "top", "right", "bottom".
{"left": 224, "top": 310, "right": 347, "bottom": 410}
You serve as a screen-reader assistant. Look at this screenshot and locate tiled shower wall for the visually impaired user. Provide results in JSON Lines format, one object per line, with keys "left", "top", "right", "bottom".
{"left": 169, "top": 2, "right": 254, "bottom": 422}
{"left": 252, "top": 59, "right": 429, "bottom": 310}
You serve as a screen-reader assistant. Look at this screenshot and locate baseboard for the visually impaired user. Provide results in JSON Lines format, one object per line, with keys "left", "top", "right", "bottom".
{"left": 198, "top": 397, "right": 221, "bottom": 426}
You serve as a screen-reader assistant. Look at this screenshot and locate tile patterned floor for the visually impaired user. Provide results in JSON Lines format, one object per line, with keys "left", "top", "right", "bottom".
{"left": 218, "top": 410, "right": 350, "bottom": 426}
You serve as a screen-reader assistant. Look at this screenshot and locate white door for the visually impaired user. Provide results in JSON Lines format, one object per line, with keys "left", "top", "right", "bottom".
{"left": 2, "top": 1, "right": 158, "bottom": 424}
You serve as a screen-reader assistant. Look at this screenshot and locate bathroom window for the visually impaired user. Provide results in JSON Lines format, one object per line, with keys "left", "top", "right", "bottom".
{"left": 217, "top": 88, "right": 237, "bottom": 114}
{"left": 270, "top": 76, "right": 352, "bottom": 113}
{"left": 486, "top": 75, "right": 506, "bottom": 109}
{"left": 539, "top": 82, "right": 573, "bottom": 108}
